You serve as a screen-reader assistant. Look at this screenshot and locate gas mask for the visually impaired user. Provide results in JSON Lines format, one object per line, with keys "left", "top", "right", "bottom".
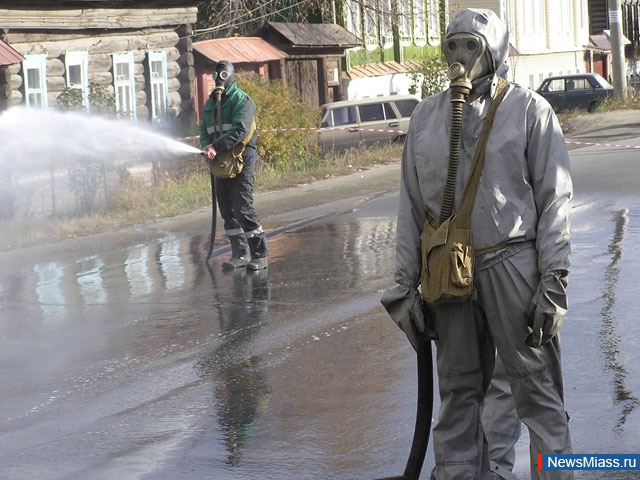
{"left": 443, "top": 33, "right": 492, "bottom": 92}
{"left": 213, "top": 60, "right": 235, "bottom": 94}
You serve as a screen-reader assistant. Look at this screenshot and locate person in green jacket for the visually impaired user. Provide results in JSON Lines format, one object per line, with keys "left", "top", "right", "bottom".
{"left": 201, "top": 60, "right": 268, "bottom": 271}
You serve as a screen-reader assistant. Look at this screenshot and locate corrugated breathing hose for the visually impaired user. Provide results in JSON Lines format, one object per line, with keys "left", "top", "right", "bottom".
{"left": 439, "top": 83, "right": 470, "bottom": 224}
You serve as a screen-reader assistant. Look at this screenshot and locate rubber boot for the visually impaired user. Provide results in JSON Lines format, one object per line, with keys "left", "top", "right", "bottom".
{"left": 247, "top": 235, "right": 268, "bottom": 271}
{"left": 222, "top": 234, "right": 249, "bottom": 271}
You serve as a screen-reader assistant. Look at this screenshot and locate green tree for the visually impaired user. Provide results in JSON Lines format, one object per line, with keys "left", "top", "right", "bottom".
{"left": 195, "top": 0, "right": 333, "bottom": 38}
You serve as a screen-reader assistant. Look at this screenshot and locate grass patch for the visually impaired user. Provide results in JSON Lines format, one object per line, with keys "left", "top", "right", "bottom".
{"left": 556, "top": 94, "right": 640, "bottom": 125}
{"left": 1, "top": 143, "right": 403, "bottom": 251}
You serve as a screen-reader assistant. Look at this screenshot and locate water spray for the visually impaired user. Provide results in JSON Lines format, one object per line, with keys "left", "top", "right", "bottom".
{"left": 0, "top": 108, "right": 202, "bottom": 173}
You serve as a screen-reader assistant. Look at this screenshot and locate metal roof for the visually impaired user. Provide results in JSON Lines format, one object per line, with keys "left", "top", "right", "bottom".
{"left": 257, "top": 22, "right": 361, "bottom": 48}
{"left": 0, "top": 39, "right": 23, "bottom": 66}
{"left": 346, "top": 60, "right": 423, "bottom": 80}
{"left": 193, "top": 37, "right": 287, "bottom": 64}
{"left": 587, "top": 30, "right": 632, "bottom": 52}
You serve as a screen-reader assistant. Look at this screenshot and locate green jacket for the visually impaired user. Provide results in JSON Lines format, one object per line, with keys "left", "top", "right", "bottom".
{"left": 199, "top": 82, "right": 258, "bottom": 157}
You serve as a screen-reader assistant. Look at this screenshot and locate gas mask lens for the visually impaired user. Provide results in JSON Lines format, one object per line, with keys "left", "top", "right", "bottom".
{"left": 445, "top": 37, "right": 481, "bottom": 55}
{"left": 213, "top": 70, "right": 229, "bottom": 82}
{"left": 213, "top": 69, "right": 230, "bottom": 92}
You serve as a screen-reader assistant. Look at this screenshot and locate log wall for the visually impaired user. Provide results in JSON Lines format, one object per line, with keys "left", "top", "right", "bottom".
{"left": 2, "top": 7, "right": 196, "bottom": 134}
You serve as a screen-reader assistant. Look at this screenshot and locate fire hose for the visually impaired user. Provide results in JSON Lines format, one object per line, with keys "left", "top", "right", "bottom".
{"left": 375, "top": 338, "right": 433, "bottom": 480}
{"left": 205, "top": 87, "right": 224, "bottom": 262}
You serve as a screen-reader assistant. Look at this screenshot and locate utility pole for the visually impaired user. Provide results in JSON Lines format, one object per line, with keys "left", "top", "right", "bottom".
{"left": 609, "top": 0, "right": 627, "bottom": 98}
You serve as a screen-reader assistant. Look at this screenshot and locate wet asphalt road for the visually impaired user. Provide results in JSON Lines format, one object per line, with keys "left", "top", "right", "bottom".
{"left": 1, "top": 138, "right": 640, "bottom": 480}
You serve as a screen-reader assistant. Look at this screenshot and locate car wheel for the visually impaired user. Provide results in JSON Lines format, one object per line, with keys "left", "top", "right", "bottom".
{"left": 587, "top": 101, "right": 598, "bottom": 113}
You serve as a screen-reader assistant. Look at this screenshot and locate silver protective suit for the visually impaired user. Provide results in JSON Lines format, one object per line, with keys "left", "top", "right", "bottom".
{"left": 384, "top": 8, "right": 573, "bottom": 480}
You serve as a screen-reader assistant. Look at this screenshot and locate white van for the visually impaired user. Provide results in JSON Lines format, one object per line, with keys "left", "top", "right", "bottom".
{"left": 317, "top": 95, "right": 420, "bottom": 151}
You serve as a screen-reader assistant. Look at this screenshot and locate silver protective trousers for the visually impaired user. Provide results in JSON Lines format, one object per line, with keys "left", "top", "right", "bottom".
{"left": 430, "top": 244, "right": 573, "bottom": 480}
{"left": 482, "top": 353, "right": 520, "bottom": 480}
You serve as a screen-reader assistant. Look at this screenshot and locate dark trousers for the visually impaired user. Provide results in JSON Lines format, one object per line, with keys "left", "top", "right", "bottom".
{"left": 215, "top": 155, "right": 268, "bottom": 258}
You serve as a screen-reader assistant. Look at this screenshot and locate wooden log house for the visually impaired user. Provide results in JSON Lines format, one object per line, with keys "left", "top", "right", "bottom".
{"left": 0, "top": 1, "right": 199, "bottom": 133}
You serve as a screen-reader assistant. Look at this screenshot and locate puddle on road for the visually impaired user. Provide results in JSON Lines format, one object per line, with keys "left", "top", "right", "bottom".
{"left": 0, "top": 215, "right": 416, "bottom": 479}
{"left": 3, "top": 200, "right": 640, "bottom": 479}
{"left": 562, "top": 203, "right": 640, "bottom": 455}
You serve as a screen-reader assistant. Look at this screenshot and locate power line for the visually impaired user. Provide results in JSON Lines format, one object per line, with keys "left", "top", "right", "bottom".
{"left": 193, "top": 0, "right": 308, "bottom": 37}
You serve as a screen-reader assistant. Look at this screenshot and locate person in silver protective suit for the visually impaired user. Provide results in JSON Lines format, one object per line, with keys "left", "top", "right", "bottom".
{"left": 382, "top": 8, "right": 573, "bottom": 480}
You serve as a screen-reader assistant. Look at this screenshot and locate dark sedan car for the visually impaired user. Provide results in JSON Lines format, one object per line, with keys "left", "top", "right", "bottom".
{"left": 536, "top": 73, "right": 614, "bottom": 113}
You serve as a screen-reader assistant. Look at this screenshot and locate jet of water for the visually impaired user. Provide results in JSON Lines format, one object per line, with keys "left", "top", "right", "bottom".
{"left": 0, "top": 107, "right": 202, "bottom": 175}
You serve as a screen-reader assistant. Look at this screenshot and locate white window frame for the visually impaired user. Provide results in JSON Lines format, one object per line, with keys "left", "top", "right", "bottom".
{"left": 380, "top": 0, "right": 394, "bottom": 49}
{"left": 548, "top": 0, "right": 573, "bottom": 49}
{"left": 113, "top": 52, "right": 136, "bottom": 121}
{"left": 523, "top": 0, "right": 544, "bottom": 35}
{"left": 517, "top": 0, "right": 547, "bottom": 54}
{"left": 65, "top": 50, "right": 89, "bottom": 109}
{"left": 363, "top": 0, "right": 378, "bottom": 50}
{"left": 148, "top": 51, "right": 169, "bottom": 125}
{"left": 398, "top": 0, "right": 412, "bottom": 46}
{"left": 343, "top": 0, "right": 363, "bottom": 42}
{"left": 23, "top": 53, "right": 48, "bottom": 108}
{"left": 575, "top": 0, "right": 587, "bottom": 30}
{"left": 413, "top": 0, "right": 427, "bottom": 46}
{"left": 426, "top": 0, "right": 440, "bottom": 46}
{"left": 506, "top": 0, "right": 516, "bottom": 44}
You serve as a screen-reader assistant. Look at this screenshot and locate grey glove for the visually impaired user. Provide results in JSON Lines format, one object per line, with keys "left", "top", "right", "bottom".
{"left": 526, "top": 271, "right": 568, "bottom": 348}
{"left": 381, "top": 284, "right": 437, "bottom": 351}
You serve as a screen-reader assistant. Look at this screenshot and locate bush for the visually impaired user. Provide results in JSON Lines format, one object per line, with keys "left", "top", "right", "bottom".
{"left": 409, "top": 56, "right": 449, "bottom": 99}
{"left": 236, "top": 74, "right": 322, "bottom": 171}
{"left": 88, "top": 83, "right": 116, "bottom": 116}
{"left": 57, "top": 87, "right": 86, "bottom": 111}
{"left": 57, "top": 82, "right": 116, "bottom": 115}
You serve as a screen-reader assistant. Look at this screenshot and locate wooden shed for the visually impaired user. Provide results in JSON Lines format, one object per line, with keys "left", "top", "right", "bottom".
{"left": 255, "top": 22, "right": 361, "bottom": 107}
{"left": 0, "top": 1, "right": 199, "bottom": 134}
{"left": 192, "top": 37, "right": 288, "bottom": 123}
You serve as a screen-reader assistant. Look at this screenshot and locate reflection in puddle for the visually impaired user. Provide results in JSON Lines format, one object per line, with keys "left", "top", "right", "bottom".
{"left": 195, "top": 268, "right": 272, "bottom": 466}
{"left": 76, "top": 255, "right": 107, "bottom": 305}
{"left": 34, "top": 261, "right": 66, "bottom": 324}
{"left": 599, "top": 208, "right": 639, "bottom": 429}
{"left": 158, "top": 237, "right": 186, "bottom": 291}
{"left": 124, "top": 245, "right": 154, "bottom": 298}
